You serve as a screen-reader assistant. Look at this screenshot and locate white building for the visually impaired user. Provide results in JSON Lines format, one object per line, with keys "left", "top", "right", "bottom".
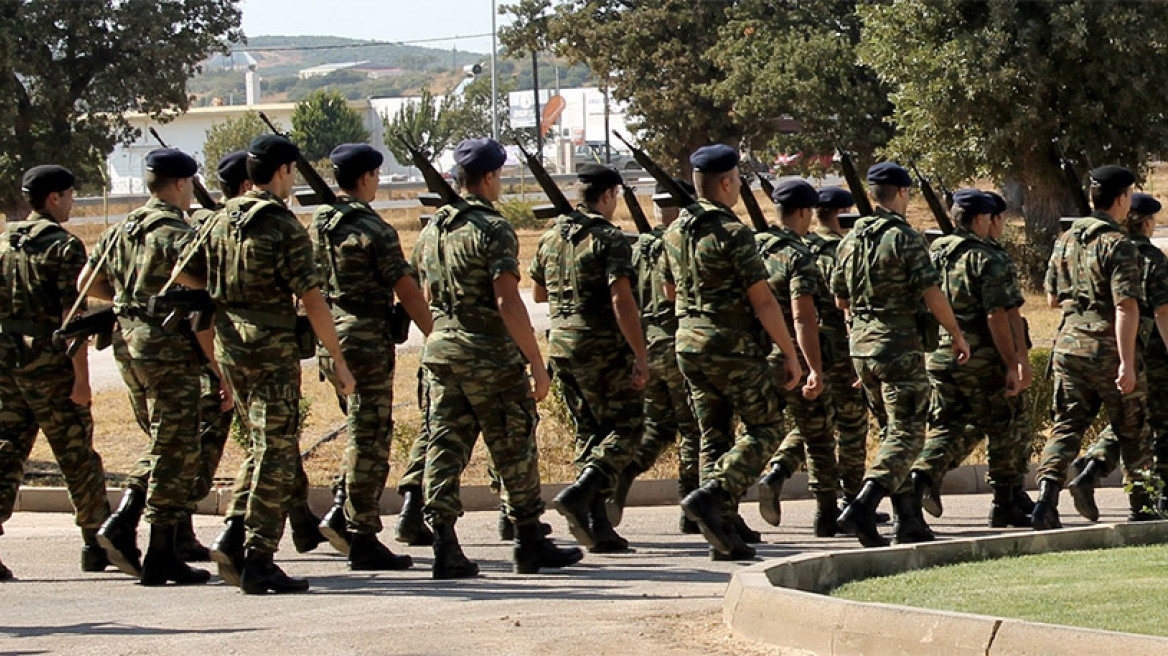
{"left": 297, "top": 61, "right": 370, "bottom": 79}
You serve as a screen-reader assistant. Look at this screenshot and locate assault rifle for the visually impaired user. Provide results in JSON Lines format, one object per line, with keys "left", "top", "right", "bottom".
{"left": 737, "top": 165, "right": 771, "bottom": 232}
{"left": 754, "top": 171, "right": 775, "bottom": 199}
{"left": 148, "top": 128, "right": 220, "bottom": 211}
{"left": 147, "top": 287, "right": 216, "bottom": 333}
{"left": 1051, "top": 138, "right": 1092, "bottom": 231}
{"left": 53, "top": 308, "right": 116, "bottom": 357}
{"left": 621, "top": 183, "right": 653, "bottom": 234}
{"left": 613, "top": 131, "right": 697, "bottom": 210}
{"left": 257, "top": 112, "right": 337, "bottom": 206}
{"left": 911, "top": 162, "right": 955, "bottom": 240}
{"left": 515, "top": 141, "right": 574, "bottom": 222}
{"left": 834, "top": 141, "right": 874, "bottom": 218}
{"left": 396, "top": 133, "right": 462, "bottom": 207}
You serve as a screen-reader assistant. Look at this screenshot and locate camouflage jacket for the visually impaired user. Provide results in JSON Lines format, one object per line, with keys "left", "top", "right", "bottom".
{"left": 1045, "top": 211, "right": 1143, "bottom": 356}
{"left": 633, "top": 226, "right": 677, "bottom": 345}
{"left": 182, "top": 189, "right": 324, "bottom": 365}
{"left": 1130, "top": 233, "right": 1168, "bottom": 345}
{"left": 756, "top": 225, "right": 832, "bottom": 335}
{"left": 803, "top": 226, "right": 848, "bottom": 345}
{"left": 0, "top": 212, "right": 85, "bottom": 352}
{"left": 929, "top": 228, "right": 1012, "bottom": 351}
{"left": 311, "top": 194, "right": 412, "bottom": 329}
{"left": 91, "top": 197, "right": 194, "bottom": 361}
{"left": 985, "top": 237, "right": 1025, "bottom": 312}
{"left": 529, "top": 204, "right": 635, "bottom": 358}
{"left": 830, "top": 207, "right": 941, "bottom": 358}
{"left": 660, "top": 199, "right": 770, "bottom": 357}
{"left": 413, "top": 194, "right": 524, "bottom": 367}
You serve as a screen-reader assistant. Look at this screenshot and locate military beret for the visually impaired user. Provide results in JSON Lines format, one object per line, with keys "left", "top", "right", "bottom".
{"left": 985, "top": 191, "right": 1007, "bottom": 216}
{"left": 577, "top": 163, "right": 623, "bottom": 188}
{"left": 248, "top": 134, "right": 301, "bottom": 164}
{"left": 145, "top": 148, "right": 198, "bottom": 178}
{"left": 1131, "top": 192, "right": 1162, "bottom": 216}
{"left": 21, "top": 165, "right": 75, "bottom": 196}
{"left": 866, "top": 161, "right": 913, "bottom": 188}
{"left": 952, "top": 188, "right": 995, "bottom": 216}
{"left": 689, "top": 144, "right": 739, "bottom": 173}
{"left": 771, "top": 179, "right": 819, "bottom": 209}
{"left": 1090, "top": 165, "right": 1136, "bottom": 193}
{"left": 330, "top": 143, "right": 384, "bottom": 177}
{"left": 655, "top": 178, "right": 696, "bottom": 197}
{"left": 216, "top": 151, "right": 249, "bottom": 187}
{"left": 816, "top": 186, "right": 854, "bottom": 210}
{"left": 453, "top": 137, "right": 507, "bottom": 174}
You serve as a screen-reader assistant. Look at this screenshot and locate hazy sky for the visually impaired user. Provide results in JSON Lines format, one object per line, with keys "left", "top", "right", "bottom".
{"left": 239, "top": 0, "right": 509, "bottom": 54}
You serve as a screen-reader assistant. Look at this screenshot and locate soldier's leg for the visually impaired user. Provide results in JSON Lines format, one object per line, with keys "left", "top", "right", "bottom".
{"left": 1034, "top": 352, "right": 1104, "bottom": 529}
{"left": 190, "top": 367, "right": 232, "bottom": 507}
{"left": 1146, "top": 347, "right": 1168, "bottom": 483}
{"left": 632, "top": 341, "right": 682, "bottom": 473}
{"left": 395, "top": 366, "right": 433, "bottom": 546}
{"left": 830, "top": 356, "right": 870, "bottom": 498}
{"left": 864, "top": 352, "right": 931, "bottom": 495}
{"left": 787, "top": 377, "right": 839, "bottom": 536}
{"left": 1100, "top": 367, "right": 1151, "bottom": 519}
{"left": 0, "top": 369, "right": 42, "bottom": 531}
{"left": 912, "top": 369, "right": 969, "bottom": 487}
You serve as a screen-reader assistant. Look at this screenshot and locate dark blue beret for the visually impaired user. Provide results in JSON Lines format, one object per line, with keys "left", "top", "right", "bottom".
{"left": 454, "top": 138, "right": 507, "bottom": 174}
{"left": 145, "top": 148, "right": 198, "bottom": 178}
{"left": 216, "top": 151, "right": 249, "bottom": 187}
{"left": 655, "top": 178, "right": 695, "bottom": 196}
{"left": 689, "top": 144, "right": 739, "bottom": 174}
{"left": 577, "top": 163, "right": 623, "bottom": 188}
{"left": 816, "top": 186, "right": 854, "bottom": 210}
{"left": 21, "top": 165, "right": 75, "bottom": 196}
{"left": 771, "top": 179, "right": 819, "bottom": 209}
{"left": 866, "top": 161, "right": 912, "bottom": 188}
{"left": 1131, "top": 192, "right": 1162, "bottom": 216}
{"left": 952, "top": 188, "right": 995, "bottom": 216}
{"left": 248, "top": 134, "right": 301, "bottom": 164}
{"left": 1090, "top": 165, "right": 1136, "bottom": 193}
{"left": 985, "top": 191, "right": 1007, "bottom": 215}
{"left": 330, "top": 143, "right": 384, "bottom": 177}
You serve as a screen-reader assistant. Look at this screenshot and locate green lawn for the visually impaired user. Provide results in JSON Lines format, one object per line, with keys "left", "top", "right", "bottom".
{"left": 831, "top": 544, "right": 1168, "bottom": 637}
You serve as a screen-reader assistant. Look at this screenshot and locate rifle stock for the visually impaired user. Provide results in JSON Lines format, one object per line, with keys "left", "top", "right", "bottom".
{"left": 911, "top": 163, "right": 954, "bottom": 235}
{"left": 53, "top": 308, "right": 116, "bottom": 356}
{"left": 736, "top": 169, "right": 770, "bottom": 232}
{"left": 1051, "top": 138, "right": 1092, "bottom": 216}
{"left": 754, "top": 171, "right": 775, "bottom": 199}
{"left": 257, "top": 112, "right": 338, "bottom": 206}
{"left": 612, "top": 131, "right": 697, "bottom": 209}
{"left": 834, "top": 142, "right": 874, "bottom": 217}
{"left": 394, "top": 133, "right": 463, "bottom": 206}
{"left": 622, "top": 184, "right": 652, "bottom": 233}
{"left": 148, "top": 127, "right": 220, "bottom": 211}
{"left": 515, "top": 141, "right": 573, "bottom": 215}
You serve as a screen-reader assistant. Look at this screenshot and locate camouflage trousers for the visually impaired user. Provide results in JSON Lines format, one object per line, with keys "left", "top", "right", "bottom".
{"left": 677, "top": 350, "right": 786, "bottom": 505}
{"left": 550, "top": 340, "right": 643, "bottom": 495}
{"left": 854, "top": 350, "right": 931, "bottom": 495}
{"left": 629, "top": 338, "right": 700, "bottom": 496}
{"left": 1038, "top": 350, "right": 1148, "bottom": 485}
{"left": 769, "top": 351, "right": 839, "bottom": 494}
{"left": 0, "top": 346, "right": 110, "bottom": 531}
{"left": 221, "top": 359, "right": 303, "bottom": 554}
{"left": 1083, "top": 344, "right": 1166, "bottom": 482}
{"left": 912, "top": 347, "right": 1022, "bottom": 487}
{"left": 319, "top": 329, "right": 396, "bottom": 535}
{"left": 941, "top": 387, "right": 1034, "bottom": 484}
{"left": 422, "top": 361, "right": 543, "bottom": 526}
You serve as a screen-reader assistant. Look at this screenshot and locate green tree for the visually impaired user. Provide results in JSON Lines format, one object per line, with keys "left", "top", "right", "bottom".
{"left": 441, "top": 76, "right": 524, "bottom": 147}
{"left": 0, "top": 0, "right": 242, "bottom": 219}
{"left": 290, "top": 89, "right": 371, "bottom": 163}
{"left": 201, "top": 111, "right": 275, "bottom": 181}
{"left": 383, "top": 87, "right": 453, "bottom": 165}
{"left": 858, "top": 0, "right": 1168, "bottom": 255}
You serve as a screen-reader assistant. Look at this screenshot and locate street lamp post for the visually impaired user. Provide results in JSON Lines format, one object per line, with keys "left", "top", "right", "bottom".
{"left": 491, "top": 0, "right": 498, "bottom": 139}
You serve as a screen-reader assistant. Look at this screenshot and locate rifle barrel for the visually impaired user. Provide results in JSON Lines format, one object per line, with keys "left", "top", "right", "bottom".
{"left": 835, "top": 144, "right": 874, "bottom": 217}
{"left": 612, "top": 131, "right": 696, "bottom": 208}
{"left": 257, "top": 112, "right": 337, "bottom": 206}
{"left": 148, "top": 127, "right": 219, "bottom": 211}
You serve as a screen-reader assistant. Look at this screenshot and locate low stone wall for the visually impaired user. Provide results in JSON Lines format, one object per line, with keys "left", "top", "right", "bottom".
{"left": 724, "top": 521, "right": 1168, "bottom": 656}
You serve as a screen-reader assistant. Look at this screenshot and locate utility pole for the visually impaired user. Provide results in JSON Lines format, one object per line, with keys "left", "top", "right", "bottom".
{"left": 532, "top": 51, "right": 542, "bottom": 162}
{"left": 491, "top": 0, "right": 499, "bottom": 139}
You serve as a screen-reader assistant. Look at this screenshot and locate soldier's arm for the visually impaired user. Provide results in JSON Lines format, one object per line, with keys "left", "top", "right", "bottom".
{"left": 748, "top": 280, "right": 801, "bottom": 390}
{"left": 987, "top": 307, "right": 1021, "bottom": 396}
{"left": 63, "top": 306, "right": 92, "bottom": 406}
{"left": 611, "top": 276, "right": 648, "bottom": 390}
{"left": 1115, "top": 298, "right": 1139, "bottom": 394}
{"left": 395, "top": 276, "right": 433, "bottom": 337}
{"left": 495, "top": 273, "right": 550, "bottom": 402}
{"left": 1008, "top": 309, "right": 1033, "bottom": 389}
{"left": 76, "top": 261, "right": 114, "bottom": 301}
{"left": 533, "top": 283, "right": 548, "bottom": 303}
{"left": 194, "top": 327, "right": 233, "bottom": 411}
{"left": 1154, "top": 305, "right": 1168, "bottom": 353}
{"left": 791, "top": 294, "right": 823, "bottom": 397}
{"left": 923, "top": 286, "right": 970, "bottom": 363}
{"left": 302, "top": 288, "right": 356, "bottom": 396}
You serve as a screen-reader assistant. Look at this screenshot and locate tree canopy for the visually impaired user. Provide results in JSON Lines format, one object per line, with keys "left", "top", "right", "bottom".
{"left": 383, "top": 88, "right": 454, "bottom": 166}
{"left": 290, "top": 89, "right": 371, "bottom": 163}
{"left": 202, "top": 111, "right": 277, "bottom": 183}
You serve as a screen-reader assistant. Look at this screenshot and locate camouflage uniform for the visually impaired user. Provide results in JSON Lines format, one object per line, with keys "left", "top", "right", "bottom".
{"left": 311, "top": 193, "right": 412, "bottom": 535}
{"left": 414, "top": 194, "right": 544, "bottom": 527}
{"left": 756, "top": 225, "right": 838, "bottom": 494}
{"left": 630, "top": 227, "right": 700, "bottom": 496}
{"left": 529, "top": 205, "right": 641, "bottom": 494}
{"left": 830, "top": 208, "right": 941, "bottom": 495}
{"left": 0, "top": 213, "right": 110, "bottom": 533}
{"left": 93, "top": 198, "right": 202, "bottom": 525}
{"left": 1040, "top": 212, "right": 1147, "bottom": 486}
{"left": 659, "top": 200, "right": 785, "bottom": 508}
{"left": 183, "top": 189, "right": 324, "bottom": 553}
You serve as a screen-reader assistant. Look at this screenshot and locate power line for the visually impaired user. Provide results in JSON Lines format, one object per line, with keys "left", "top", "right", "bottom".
{"left": 233, "top": 33, "right": 494, "bottom": 53}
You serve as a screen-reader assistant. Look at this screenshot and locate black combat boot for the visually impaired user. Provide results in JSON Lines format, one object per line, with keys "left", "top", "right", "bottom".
{"left": 431, "top": 523, "right": 479, "bottom": 580}
{"left": 1014, "top": 484, "right": 1036, "bottom": 515}
{"left": 678, "top": 482, "right": 700, "bottom": 534}
{"left": 837, "top": 480, "right": 890, "bottom": 548}
{"left": 606, "top": 462, "right": 643, "bottom": 527}
{"left": 347, "top": 532, "right": 413, "bottom": 571}
{"left": 814, "top": 492, "right": 840, "bottom": 538}
{"left": 81, "top": 527, "right": 109, "bottom": 572}
{"left": 840, "top": 493, "right": 889, "bottom": 529}
{"left": 731, "top": 512, "right": 762, "bottom": 544}
{"left": 1030, "top": 479, "right": 1063, "bottom": 530}
{"left": 499, "top": 508, "right": 552, "bottom": 541}
{"left": 989, "top": 484, "right": 1030, "bottom": 528}
{"left": 756, "top": 463, "right": 789, "bottom": 527}
{"left": 710, "top": 519, "right": 756, "bottom": 561}
{"left": 1129, "top": 485, "right": 1158, "bottom": 522}
{"left": 140, "top": 523, "right": 212, "bottom": 586}
{"left": 97, "top": 487, "right": 145, "bottom": 577}
{"left": 318, "top": 488, "right": 351, "bottom": 556}
{"left": 589, "top": 498, "right": 630, "bottom": 553}
{"left": 514, "top": 522, "right": 584, "bottom": 574}
{"left": 394, "top": 485, "right": 434, "bottom": 546}
{"left": 209, "top": 515, "right": 246, "bottom": 587}
{"left": 919, "top": 470, "right": 944, "bottom": 518}
{"left": 175, "top": 514, "right": 211, "bottom": 562}
{"left": 680, "top": 481, "right": 736, "bottom": 555}
{"left": 891, "top": 489, "right": 935, "bottom": 545}
{"left": 287, "top": 502, "right": 325, "bottom": 553}
{"left": 0, "top": 554, "right": 10, "bottom": 580}
{"left": 239, "top": 549, "right": 310, "bottom": 594}
{"left": 1067, "top": 458, "right": 1104, "bottom": 521}
{"left": 552, "top": 467, "right": 606, "bottom": 549}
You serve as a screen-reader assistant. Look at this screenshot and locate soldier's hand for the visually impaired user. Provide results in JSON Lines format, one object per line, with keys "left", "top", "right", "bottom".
{"left": 1004, "top": 366, "right": 1021, "bottom": 398}
{"left": 951, "top": 333, "right": 971, "bottom": 364}
{"left": 218, "top": 379, "right": 234, "bottom": 412}
{"left": 1116, "top": 361, "right": 1137, "bottom": 395}
{"left": 70, "top": 379, "right": 92, "bottom": 406}
{"left": 531, "top": 365, "right": 551, "bottom": 403}
{"left": 802, "top": 368, "right": 823, "bottom": 400}
{"left": 631, "top": 356, "right": 649, "bottom": 391}
{"left": 1018, "top": 358, "right": 1034, "bottom": 391}
{"left": 334, "top": 360, "right": 357, "bottom": 396}
{"left": 783, "top": 358, "right": 803, "bottom": 392}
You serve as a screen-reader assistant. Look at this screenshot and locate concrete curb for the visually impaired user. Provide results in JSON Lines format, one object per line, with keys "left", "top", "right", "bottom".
{"left": 724, "top": 521, "right": 1168, "bottom": 656}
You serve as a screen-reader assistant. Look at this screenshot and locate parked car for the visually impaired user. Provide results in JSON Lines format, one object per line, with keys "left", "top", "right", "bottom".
{"left": 574, "top": 141, "right": 640, "bottom": 171}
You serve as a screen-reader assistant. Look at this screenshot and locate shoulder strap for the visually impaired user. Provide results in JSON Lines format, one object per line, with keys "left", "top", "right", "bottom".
{"left": 431, "top": 203, "right": 503, "bottom": 316}
{"left": 2, "top": 220, "right": 69, "bottom": 323}
{"left": 676, "top": 202, "right": 731, "bottom": 313}
{"left": 1067, "top": 217, "right": 1121, "bottom": 310}
{"left": 315, "top": 201, "right": 370, "bottom": 298}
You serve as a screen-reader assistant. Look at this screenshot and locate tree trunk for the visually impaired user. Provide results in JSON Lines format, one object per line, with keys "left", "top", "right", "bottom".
{"left": 1013, "top": 159, "right": 1077, "bottom": 290}
{"left": 2, "top": 192, "right": 30, "bottom": 223}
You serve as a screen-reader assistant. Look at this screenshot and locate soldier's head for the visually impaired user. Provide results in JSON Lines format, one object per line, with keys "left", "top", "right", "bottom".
{"left": 216, "top": 151, "right": 252, "bottom": 200}
{"left": 453, "top": 138, "right": 507, "bottom": 202}
{"left": 1090, "top": 165, "right": 1136, "bottom": 219}
{"left": 690, "top": 144, "right": 740, "bottom": 207}
{"left": 330, "top": 143, "right": 384, "bottom": 202}
{"left": 866, "top": 162, "right": 912, "bottom": 215}
{"left": 772, "top": 179, "right": 818, "bottom": 236}
{"left": 654, "top": 178, "right": 694, "bottom": 227}
{"left": 950, "top": 188, "right": 995, "bottom": 238}
{"left": 815, "top": 186, "right": 854, "bottom": 234}
{"left": 144, "top": 148, "right": 198, "bottom": 212}
{"left": 247, "top": 135, "right": 301, "bottom": 199}
{"left": 986, "top": 191, "right": 1007, "bottom": 240}
{"left": 1125, "top": 192, "right": 1161, "bottom": 238}
{"left": 577, "top": 163, "right": 623, "bottom": 220}
{"left": 21, "top": 165, "right": 75, "bottom": 222}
